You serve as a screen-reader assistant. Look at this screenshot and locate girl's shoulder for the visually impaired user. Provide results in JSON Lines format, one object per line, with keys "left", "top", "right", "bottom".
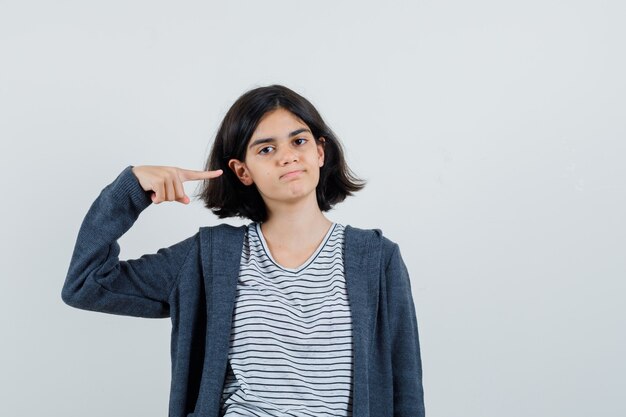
{"left": 197, "top": 222, "right": 400, "bottom": 255}
{"left": 343, "top": 224, "right": 400, "bottom": 255}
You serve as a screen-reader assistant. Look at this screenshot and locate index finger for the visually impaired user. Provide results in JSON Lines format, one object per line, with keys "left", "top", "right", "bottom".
{"left": 179, "top": 168, "right": 224, "bottom": 182}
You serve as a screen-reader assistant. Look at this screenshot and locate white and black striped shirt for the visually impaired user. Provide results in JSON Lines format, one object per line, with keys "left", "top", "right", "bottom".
{"left": 220, "top": 221, "right": 354, "bottom": 417}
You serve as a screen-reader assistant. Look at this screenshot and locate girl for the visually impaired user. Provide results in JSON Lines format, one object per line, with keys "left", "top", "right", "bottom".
{"left": 62, "top": 84, "right": 425, "bottom": 417}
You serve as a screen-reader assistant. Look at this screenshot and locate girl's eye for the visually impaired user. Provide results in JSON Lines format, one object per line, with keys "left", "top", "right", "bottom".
{"left": 259, "top": 146, "right": 274, "bottom": 155}
{"left": 295, "top": 138, "right": 307, "bottom": 145}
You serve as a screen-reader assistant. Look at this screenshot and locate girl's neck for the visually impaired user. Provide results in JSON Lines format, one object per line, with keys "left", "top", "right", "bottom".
{"left": 260, "top": 201, "right": 332, "bottom": 249}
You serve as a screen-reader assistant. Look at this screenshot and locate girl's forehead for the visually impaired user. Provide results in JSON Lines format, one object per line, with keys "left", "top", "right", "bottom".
{"left": 252, "top": 109, "right": 310, "bottom": 139}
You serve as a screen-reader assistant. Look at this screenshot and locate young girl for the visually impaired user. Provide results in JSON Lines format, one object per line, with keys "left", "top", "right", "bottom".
{"left": 62, "top": 84, "right": 425, "bottom": 417}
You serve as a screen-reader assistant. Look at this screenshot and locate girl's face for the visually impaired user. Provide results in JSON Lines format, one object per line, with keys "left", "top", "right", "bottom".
{"left": 228, "top": 107, "right": 325, "bottom": 209}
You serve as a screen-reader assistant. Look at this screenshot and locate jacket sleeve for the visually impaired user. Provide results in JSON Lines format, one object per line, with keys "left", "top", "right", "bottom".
{"left": 61, "top": 165, "right": 197, "bottom": 318}
{"left": 386, "top": 242, "right": 426, "bottom": 417}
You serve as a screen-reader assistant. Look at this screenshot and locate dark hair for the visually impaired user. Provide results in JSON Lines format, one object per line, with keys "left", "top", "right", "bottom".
{"left": 193, "top": 84, "right": 366, "bottom": 222}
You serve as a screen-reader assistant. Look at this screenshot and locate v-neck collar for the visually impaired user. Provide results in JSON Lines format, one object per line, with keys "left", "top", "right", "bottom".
{"left": 254, "top": 221, "right": 337, "bottom": 273}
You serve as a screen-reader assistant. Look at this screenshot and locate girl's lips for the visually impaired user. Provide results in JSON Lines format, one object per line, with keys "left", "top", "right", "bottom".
{"left": 280, "top": 170, "right": 304, "bottom": 179}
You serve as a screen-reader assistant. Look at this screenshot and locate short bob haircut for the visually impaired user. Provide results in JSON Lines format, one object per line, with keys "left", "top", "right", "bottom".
{"left": 194, "top": 84, "right": 366, "bottom": 223}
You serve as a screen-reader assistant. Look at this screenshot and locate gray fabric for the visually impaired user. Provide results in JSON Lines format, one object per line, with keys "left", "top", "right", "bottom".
{"left": 61, "top": 165, "right": 425, "bottom": 417}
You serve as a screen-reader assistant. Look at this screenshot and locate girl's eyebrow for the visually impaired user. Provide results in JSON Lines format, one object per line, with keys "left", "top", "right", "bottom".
{"left": 248, "top": 128, "right": 312, "bottom": 149}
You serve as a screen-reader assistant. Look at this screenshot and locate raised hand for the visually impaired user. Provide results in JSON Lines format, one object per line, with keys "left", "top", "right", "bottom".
{"left": 131, "top": 165, "right": 223, "bottom": 205}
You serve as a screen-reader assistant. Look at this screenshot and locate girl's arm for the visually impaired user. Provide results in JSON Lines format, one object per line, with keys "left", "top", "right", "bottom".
{"left": 60, "top": 165, "right": 197, "bottom": 318}
{"left": 386, "top": 243, "right": 426, "bottom": 416}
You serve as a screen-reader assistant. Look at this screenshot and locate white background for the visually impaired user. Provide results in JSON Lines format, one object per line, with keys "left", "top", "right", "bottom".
{"left": 1, "top": 1, "right": 624, "bottom": 416}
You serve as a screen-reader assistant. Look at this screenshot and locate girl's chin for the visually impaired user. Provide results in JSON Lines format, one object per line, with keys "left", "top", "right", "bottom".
{"left": 268, "top": 186, "right": 316, "bottom": 201}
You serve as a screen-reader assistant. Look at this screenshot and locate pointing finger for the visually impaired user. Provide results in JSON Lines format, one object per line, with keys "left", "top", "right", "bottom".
{"left": 179, "top": 168, "right": 223, "bottom": 183}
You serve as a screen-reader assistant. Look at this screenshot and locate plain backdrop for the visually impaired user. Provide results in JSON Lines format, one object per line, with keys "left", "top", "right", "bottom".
{"left": 1, "top": 1, "right": 624, "bottom": 416}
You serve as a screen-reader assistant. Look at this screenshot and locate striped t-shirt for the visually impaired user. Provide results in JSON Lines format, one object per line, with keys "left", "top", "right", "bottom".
{"left": 220, "top": 221, "right": 354, "bottom": 417}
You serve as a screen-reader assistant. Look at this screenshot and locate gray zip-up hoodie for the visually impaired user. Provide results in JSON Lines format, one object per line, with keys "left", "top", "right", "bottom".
{"left": 61, "top": 165, "right": 425, "bottom": 417}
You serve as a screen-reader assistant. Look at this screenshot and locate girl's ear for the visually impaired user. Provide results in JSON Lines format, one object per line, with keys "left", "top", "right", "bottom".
{"left": 228, "top": 158, "right": 254, "bottom": 186}
{"left": 317, "top": 137, "right": 326, "bottom": 167}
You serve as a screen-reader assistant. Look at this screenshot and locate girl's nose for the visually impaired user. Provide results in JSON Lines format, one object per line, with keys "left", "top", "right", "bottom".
{"left": 279, "top": 148, "right": 299, "bottom": 164}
